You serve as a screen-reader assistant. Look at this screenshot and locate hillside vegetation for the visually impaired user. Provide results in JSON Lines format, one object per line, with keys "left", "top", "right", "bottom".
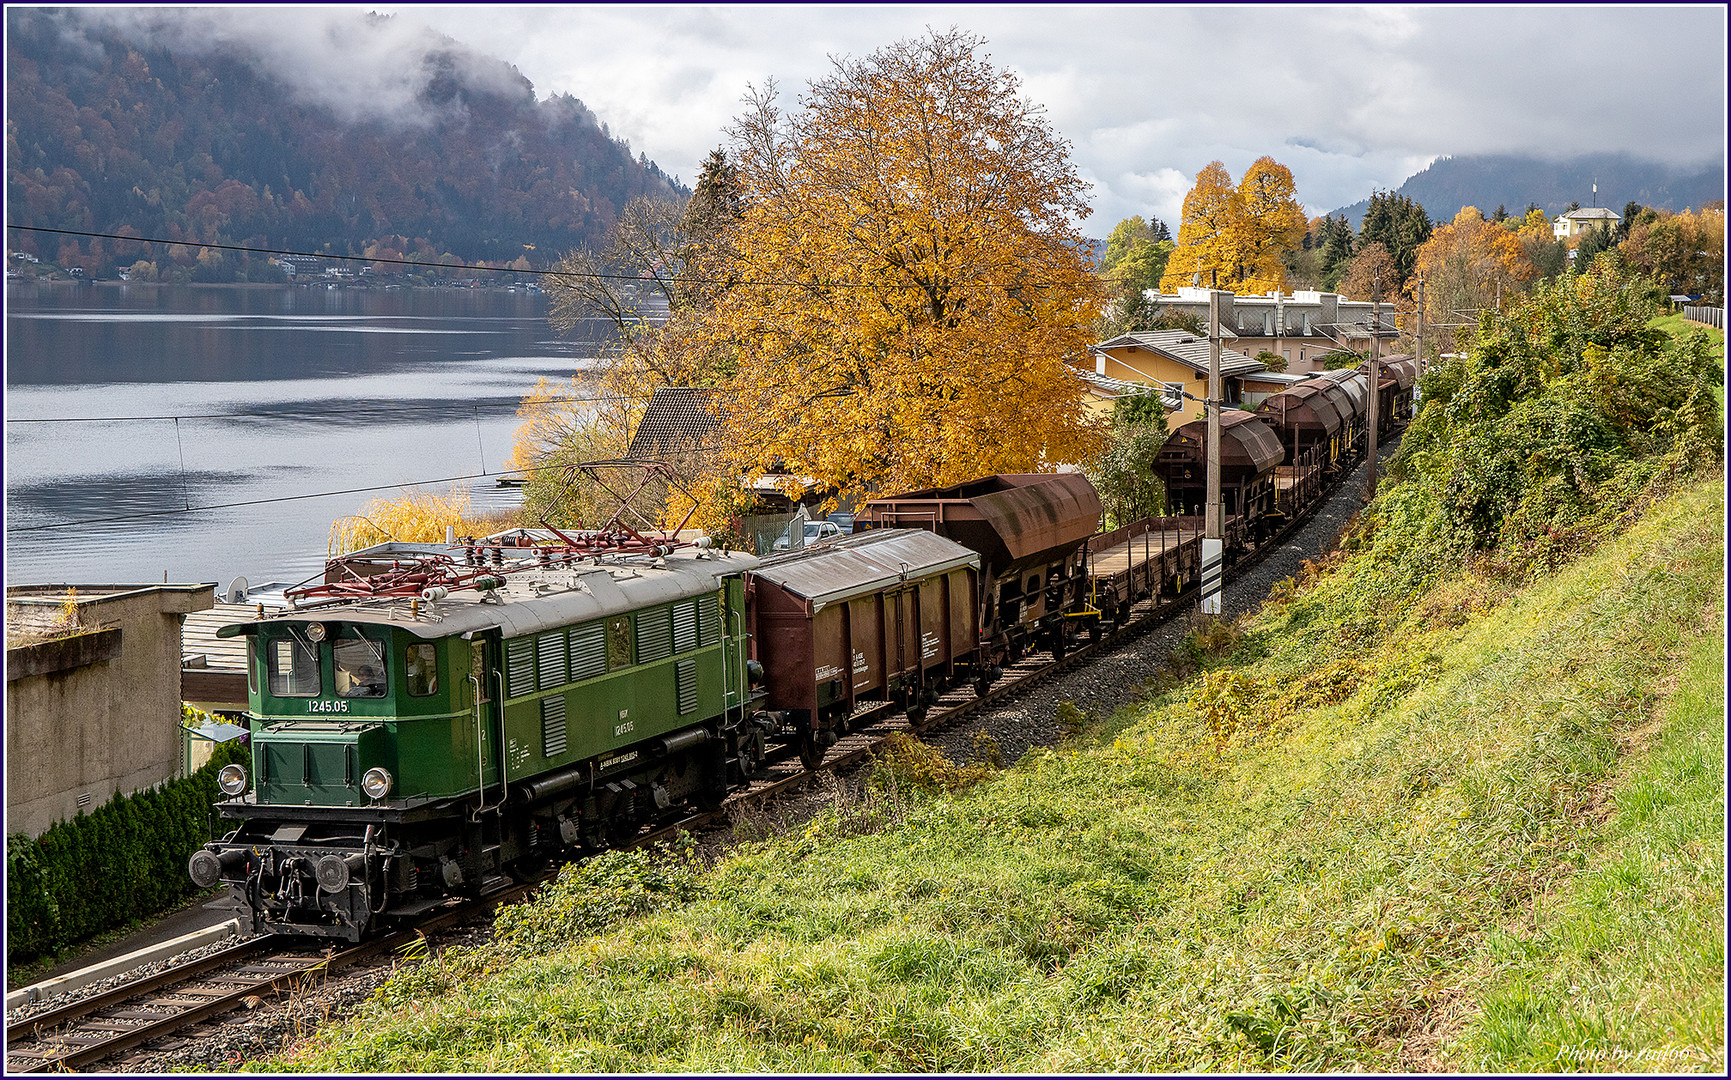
{"left": 262, "top": 262, "right": 1723, "bottom": 1072}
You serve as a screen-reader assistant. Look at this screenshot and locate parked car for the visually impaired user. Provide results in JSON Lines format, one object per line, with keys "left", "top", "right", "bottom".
{"left": 773, "top": 519, "right": 843, "bottom": 550}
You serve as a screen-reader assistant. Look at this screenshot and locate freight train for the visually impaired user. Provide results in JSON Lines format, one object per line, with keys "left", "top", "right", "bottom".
{"left": 191, "top": 359, "right": 1414, "bottom": 941}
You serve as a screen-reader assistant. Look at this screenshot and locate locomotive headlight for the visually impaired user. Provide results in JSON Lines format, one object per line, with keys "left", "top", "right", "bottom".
{"left": 361, "top": 767, "right": 393, "bottom": 800}
{"left": 305, "top": 622, "right": 327, "bottom": 643}
{"left": 217, "top": 764, "right": 249, "bottom": 795}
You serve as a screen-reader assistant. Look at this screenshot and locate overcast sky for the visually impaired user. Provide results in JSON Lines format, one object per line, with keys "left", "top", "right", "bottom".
{"left": 72, "top": 4, "right": 1731, "bottom": 232}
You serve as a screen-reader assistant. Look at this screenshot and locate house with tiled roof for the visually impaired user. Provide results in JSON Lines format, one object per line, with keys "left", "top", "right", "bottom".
{"left": 1553, "top": 206, "right": 1621, "bottom": 239}
{"left": 1080, "top": 329, "right": 1267, "bottom": 425}
{"left": 624, "top": 386, "right": 723, "bottom": 461}
{"left": 1124, "top": 288, "right": 1397, "bottom": 375}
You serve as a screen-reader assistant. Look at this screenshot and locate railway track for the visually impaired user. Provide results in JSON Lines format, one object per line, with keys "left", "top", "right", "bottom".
{"left": 4, "top": 440, "right": 1379, "bottom": 1072}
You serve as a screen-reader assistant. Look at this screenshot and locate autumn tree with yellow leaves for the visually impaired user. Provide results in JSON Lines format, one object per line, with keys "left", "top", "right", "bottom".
{"left": 1159, "top": 157, "right": 1307, "bottom": 294}
{"left": 1414, "top": 206, "right": 1537, "bottom": 352}
{"left": 696, "top": 29, "right": 1107, "bottom": 505}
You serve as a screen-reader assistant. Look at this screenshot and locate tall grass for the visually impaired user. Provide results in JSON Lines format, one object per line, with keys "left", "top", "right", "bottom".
{"left": 327, "top": 485, "right": 514, "bottom": 554}
{"left": 264, "top": 474, "right": 1723, "bottom": 1074}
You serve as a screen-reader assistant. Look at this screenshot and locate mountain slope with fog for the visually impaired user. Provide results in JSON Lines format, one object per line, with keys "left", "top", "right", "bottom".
{"left": 1329, "top": 152, "right": 1724, "bottom": 226}
{"left": 5, "top": 7, "right": 683, "bottom": 274}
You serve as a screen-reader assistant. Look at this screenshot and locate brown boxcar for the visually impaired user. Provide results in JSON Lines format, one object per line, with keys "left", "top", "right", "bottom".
{"left": 857, "top": 473, "right": 1102, "bottom": 673}
{"left": 748, "top": 529, "right": 980, "bottom": 767}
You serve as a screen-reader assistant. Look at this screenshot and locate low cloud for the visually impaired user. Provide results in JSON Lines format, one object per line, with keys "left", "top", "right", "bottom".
{"left": 67, "top": 7, "right": 530, "bottom": 128}
{"left": 58, "top": 5, "right": 1724, "bottom": 232}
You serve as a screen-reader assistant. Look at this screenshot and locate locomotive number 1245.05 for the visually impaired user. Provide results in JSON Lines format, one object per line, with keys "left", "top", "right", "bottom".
{"left": 308, "top": 699, "right": 350, "bottom": 713}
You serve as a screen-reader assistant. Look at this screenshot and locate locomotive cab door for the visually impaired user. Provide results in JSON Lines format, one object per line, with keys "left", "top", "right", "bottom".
{"left": 464, "top": 637, "right": 503, "bottom": 796}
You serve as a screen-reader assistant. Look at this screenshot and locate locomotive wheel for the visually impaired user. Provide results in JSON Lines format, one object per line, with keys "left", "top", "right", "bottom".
{"left": 1052, "top": 630, "right": 1067, "bottom": 661}
{"left": 907, "top": 704, "right": 928, "bottom": 725}
{"left": 1089, "top": 618, "right": 1102, "bottom": 644}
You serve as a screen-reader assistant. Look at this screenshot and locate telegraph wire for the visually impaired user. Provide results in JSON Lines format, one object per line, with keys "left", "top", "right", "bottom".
{"left": 7, "top": 224, "right": 1096, "bottom": 291}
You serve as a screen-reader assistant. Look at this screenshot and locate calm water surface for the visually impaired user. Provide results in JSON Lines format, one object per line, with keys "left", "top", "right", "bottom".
{"left": 4, "top": 282, "right": 610, "bottom": 589}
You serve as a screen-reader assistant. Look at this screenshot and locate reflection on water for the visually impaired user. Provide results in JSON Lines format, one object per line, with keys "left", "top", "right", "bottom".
{"left": 4, "top": 282, "right": 610, "bottom": 587}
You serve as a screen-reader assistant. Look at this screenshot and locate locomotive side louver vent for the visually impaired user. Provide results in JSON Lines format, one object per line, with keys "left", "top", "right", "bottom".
{"left": 505, "top": 638, "right": 536, "bottom": 698}
{"left": 570, "top": 623, "right": 607, "bottom": 680}
{"left": 542, "top": 695, "right": 568, "bottom": 757}
{"left": 637, "top": 606, "right": 673, "bottom": 663}
{"left": 698, "top": 594, "right": 721, "bottom": 646}
{"left": 673, "top": 600, "right": 699, "bottom": 653}
{"left": 537, "top": 630, "right": 569, "bottom": 690}
{"left": 675, "top": 659, "right": 698, "bottom": 714}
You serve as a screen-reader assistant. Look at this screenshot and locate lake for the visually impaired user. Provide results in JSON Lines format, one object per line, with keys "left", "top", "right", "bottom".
{"left": 4, "top": 282, "right": 612, "bottom": 590}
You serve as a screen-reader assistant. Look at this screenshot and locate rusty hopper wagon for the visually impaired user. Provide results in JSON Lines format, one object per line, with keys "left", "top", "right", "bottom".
{"left": 857, "top": 473, "right": 1102, "bottom": 674}
{"left": 1359, "top": 356, "right": 1417, "bottom": 432}
{"left": 748, "top": 529, "right": 980, "bottom": 768}
{"left": 1254, "top": 381, "right": 1344, "bottom": 464}
{"left": 1305, "top": 370, "right": 1369, "bottom": 456}
{"left": 1155, "top": 409, "right": 1287, "bottom": 539}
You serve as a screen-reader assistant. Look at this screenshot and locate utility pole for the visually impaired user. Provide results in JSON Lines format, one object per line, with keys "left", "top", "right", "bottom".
{"left": 1365, "top": 274, "right": 1381, "bottom": 500}
{"left": 1415, "top": 273, "right": 1426, "bottom": 378}
{"left": 1202, "top": 289, "right": 1223, "bottom": 616}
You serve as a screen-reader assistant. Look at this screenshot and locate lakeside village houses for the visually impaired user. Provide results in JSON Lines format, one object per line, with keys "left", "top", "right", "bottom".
{"left": 1074, "top": 287, "right": 1398, "bottom": 424}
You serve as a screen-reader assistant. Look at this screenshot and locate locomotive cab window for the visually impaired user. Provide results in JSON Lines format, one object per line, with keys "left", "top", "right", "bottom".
{"left": 607, "top": 615, "right": 633, "bottom": 670}
{"left": 405, "top": 642, "right": 438, "bottom": 697}
{"left": 266, "top": 636, "right": 320, "bottom": 697}
{"left": 335, "top": 635, "right": 387, "bottom": 698}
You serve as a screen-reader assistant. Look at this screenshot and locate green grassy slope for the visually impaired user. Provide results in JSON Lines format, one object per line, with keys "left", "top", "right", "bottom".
{"left": 265, "top": 472, "right": 1724, "bottom": 1074}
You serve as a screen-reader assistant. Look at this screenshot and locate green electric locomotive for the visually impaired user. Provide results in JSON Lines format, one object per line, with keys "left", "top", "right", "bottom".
{"left": 190, "top": 534, "right": 769, "bottom": 941}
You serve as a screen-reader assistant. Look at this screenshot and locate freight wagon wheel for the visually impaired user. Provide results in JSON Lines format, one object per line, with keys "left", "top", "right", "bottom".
{"left": 799, "top": 737, "right": 825, "bottom": 771}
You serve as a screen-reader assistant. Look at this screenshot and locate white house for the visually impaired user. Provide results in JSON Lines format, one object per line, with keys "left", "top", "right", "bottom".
{"left": 1553, "top": 206, "right": 1622, "bottom": 240}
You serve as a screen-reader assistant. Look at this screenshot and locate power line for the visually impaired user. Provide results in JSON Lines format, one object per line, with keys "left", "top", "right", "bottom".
{"left": 4, "top": 393, "right": 615, "bottom": 424}
{"left": 10, "top": 466, "right": 537, "bottom": 533}
{"left": 7, "top": 455, "right": 718, "bottom": 534}
{"left": 8, "top": 224, "right": 1096, "bottom": 291}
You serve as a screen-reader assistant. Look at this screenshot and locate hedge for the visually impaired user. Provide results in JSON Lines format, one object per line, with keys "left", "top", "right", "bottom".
{"left": 6, "top": 739, "right": 249, "bottom": 965}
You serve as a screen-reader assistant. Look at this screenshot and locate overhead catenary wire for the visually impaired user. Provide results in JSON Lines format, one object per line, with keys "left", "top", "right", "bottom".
{"left": 8, "top": 224, "right": 1100, "bottom": 291}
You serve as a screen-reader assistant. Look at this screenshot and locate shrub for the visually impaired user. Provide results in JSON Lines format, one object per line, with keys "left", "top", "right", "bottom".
{"left": 6, "top": 739, "right": 248, "bottom": 964}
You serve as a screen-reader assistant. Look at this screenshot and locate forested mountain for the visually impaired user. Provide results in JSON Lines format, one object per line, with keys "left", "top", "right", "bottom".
{"left": 5, "top": 8, "right": 684, "bottom": 276}
{"left": 1330, "top": 152, "right": 1724, "bottom": 228}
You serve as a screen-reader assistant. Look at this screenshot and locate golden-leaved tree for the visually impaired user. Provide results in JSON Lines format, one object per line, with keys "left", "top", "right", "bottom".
{"left": 693, "top": 29, "right": 1106, "bottom": 505}
{"left": 1414, "top": 206, "right": 1537, "bottom": 352}
{"left": 1159, "top": 160, "right": 1240, "bottom": 292}
{"left": 1159, "top": 157, "right": 1306, "bottom": 294}
{"left": 1231, "top": 156, "right": 1308, "bottom": 293}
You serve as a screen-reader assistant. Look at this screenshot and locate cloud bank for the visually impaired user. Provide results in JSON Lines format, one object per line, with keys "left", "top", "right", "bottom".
{"left": 67, "top": 5, "right": 1729, "bottom": 231}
